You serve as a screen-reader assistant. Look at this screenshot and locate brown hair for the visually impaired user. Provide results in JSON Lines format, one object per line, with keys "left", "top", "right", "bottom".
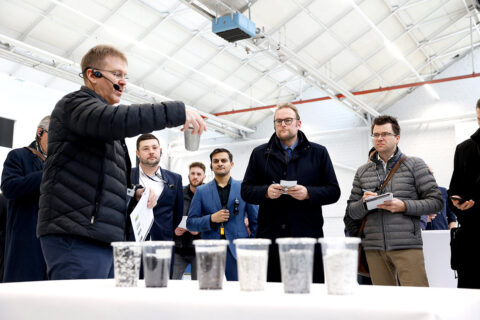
{"left": 275, "top": 102, "right": 300, "bottom": 120}
{"left": 136, "top": 133, "right": 159, "bottom": 150}
{"left": 476, "top": 98, "right": 480, "bottom": 109}
{"left": 80, "top": 45, "right": 127, "bottom": 80}
{"left": 371, "top": 115, "right": 401, "bottom": 136}
{"left": 189, "top": 162, "right": 206, "bottom": 173}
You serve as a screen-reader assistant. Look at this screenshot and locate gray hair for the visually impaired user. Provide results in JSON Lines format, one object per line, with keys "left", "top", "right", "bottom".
{"left": 37, "top": 115, "right": 50, "bottom": 130}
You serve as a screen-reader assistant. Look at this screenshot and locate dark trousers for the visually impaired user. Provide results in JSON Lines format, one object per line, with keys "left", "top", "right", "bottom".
{"left": 225, "top": 247, "right": 238, "bottom": 281}
{"left": 172, "top": 253, "right": 197, "bottom": 280}
{"left": 458, "top": 267, "right": 480, "bottom": 289}
{"left": 267, "top": 243, "right": 324, "bottom": 283}
{"left": 40, "top": 234, "right": 113, "bottom": 280}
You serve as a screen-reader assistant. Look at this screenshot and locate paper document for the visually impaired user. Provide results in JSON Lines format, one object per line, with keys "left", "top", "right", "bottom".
{"left": 178, "top": 216, "right": 188, "bottom": 229}
{"left": 280, "top": 180, "right": 297, "bottom": 194}
{"left": 365, "top": 192, "right": 393, "bottom": 211}
{"left": 130, "top": 187, "right": 154, "bottom": 242}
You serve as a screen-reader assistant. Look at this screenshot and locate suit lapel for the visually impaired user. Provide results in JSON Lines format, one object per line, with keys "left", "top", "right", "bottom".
{"left": 208, "top": 181, "right": 222, "bottom": 210}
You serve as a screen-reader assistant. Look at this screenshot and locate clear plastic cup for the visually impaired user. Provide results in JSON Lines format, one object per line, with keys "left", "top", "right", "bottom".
{"left": 234, "top": 238, "right": 271, "bottom": 291}
{"left": 318, "top": 237, "right": 361, "bottom": 295}
{"left": 276, "top": 238, "right": 316, "bottom": 294}
{"left": 193, "top": 239, "right": 229, "bottom": 290}
{"left": 184, "top": 127, "right": 201, "bottom": 151}
{"left": 111, "top": 242, "right": 142, "bottom": 287}
{"left": 142, "top": 241, "right": 174, "bottom": 288}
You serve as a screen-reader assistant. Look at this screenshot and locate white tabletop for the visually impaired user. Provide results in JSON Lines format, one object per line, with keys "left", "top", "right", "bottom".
{"left": 1, "top": 279, "right": 479, "bottom": 320}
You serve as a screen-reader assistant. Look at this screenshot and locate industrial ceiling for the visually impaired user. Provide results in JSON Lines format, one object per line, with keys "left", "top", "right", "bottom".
{"left": 0, "top": 0, "right": 479, "bottom": 137}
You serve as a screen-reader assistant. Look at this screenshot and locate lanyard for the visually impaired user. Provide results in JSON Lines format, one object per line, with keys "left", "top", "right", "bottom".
{"left": 375, "top": 152, "right": 403, "bottom": 192}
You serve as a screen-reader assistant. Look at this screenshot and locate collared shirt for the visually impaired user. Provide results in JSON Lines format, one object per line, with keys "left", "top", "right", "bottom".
{"left": 280, "top": 139, "right": 299, "bottom": 161}
{"left": 377, "top": 153, "right": 395, "bottom": 173}
{"left": 215, "top": 177, "right": 232, "bottom": 208}
{"left": 139, "top": 166, "right": 164, "bottom": 199}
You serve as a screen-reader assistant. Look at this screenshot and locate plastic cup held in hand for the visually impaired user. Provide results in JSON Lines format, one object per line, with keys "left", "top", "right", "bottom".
{"left": 193, "top": 239, "right": 229, "bottom": 290}
{"left": 318, "top": 237, "right": 361, "bottom": 295}
{"left": 277, "top": 237, "right": 316, "bottom": 294}
{"left": 111, "top": 242, "right": 142, "bottom": 287}
{"left": 184, "top": 127, "right": 201, "bottom": 151}
{"left": 142, "top": 241, "right": 174, "bottom": 288}
{"left": 234, "top": 238, "right": 271, "bottom": 291}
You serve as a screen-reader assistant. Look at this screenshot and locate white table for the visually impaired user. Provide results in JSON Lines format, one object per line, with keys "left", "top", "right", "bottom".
{"left": 1, "top": 279, "right": 479, "bottom": 320}
{"left": 422, "top": 230, "right": 457, "bottom": 288}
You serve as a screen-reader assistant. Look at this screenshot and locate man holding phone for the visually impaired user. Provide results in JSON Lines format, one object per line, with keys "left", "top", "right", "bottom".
{"left": 448, "top": 100, "right": 480, "bottom": 289}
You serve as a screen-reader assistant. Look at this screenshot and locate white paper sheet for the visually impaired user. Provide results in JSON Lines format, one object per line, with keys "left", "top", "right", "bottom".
{"left": 365, "top": 192, "right": 393, "bottom": 210}
{"left": 130, "top": 187, "right": 154, "bottom": 242}
{"left": 280, "top": 180, "right": 297, "bottom": 194}
{"left": 178, "top": 216, "right": 188, "bottom": 229}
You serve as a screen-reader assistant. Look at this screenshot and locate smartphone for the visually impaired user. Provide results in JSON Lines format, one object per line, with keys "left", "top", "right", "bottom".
{"left": 450, "top": 195, "right": 466, "bottom": 204}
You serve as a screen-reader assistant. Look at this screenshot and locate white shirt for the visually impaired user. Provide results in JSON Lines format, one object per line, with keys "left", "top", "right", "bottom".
{"left": 139, "top": 166, "right": 164, "bottom": 200}
{"left": 377, "top": 153, "right": 395, "bottom": 173}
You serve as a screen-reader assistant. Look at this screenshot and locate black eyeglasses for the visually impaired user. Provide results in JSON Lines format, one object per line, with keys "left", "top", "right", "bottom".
{"left": 274, "top": 118, "right": 297, "bottom": 126}
{"left": 371, "top": 132, "right": 396, "bottom": 139}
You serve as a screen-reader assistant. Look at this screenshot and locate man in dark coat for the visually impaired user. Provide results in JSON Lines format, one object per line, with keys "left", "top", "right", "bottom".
{"left": 172, "top": 162, "right": 205, "bottom": 280}
{"left": 448, "top": 100, "right": 480, "bottom": 289}
{"left": 130, "top": 134, "right": 183, "bottom": 242}
{"left": 0, "top": 193, "right": 7, "bottom": 282}
{"left": 1, "top": 116, "right": 50, "bottom": 282}
{"left": 37, "top": 45, "right": 206, "bottom": 280}
{"left": 241, "top": 103, "right": 341, "bottom": 283}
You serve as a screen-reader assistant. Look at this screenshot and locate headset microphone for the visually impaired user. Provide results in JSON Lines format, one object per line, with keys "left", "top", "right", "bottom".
{"left": 92, "top": 70, "right": 121, "bottom": 91}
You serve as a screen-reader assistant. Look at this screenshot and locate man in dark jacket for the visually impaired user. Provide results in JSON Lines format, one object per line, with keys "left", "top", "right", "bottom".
{"left": 1, "top": 116, "right": 50, "bottom": 282}
{"left": 241, "top": 103, "right": 341, "bottom": 283}
{"left": 345, "top": 115, "right": 442, "bottom": 287}
{"left": 0, "top": 193, "right": 6, "bottom": 282}
{"left": 130, "top": 134, "right": 183, "bottom": 241}
{"left": 37, "top": 45, "right": 206, "bottom": 280}
{"left": 448, "top": 100, "right": 480, "bottom": 289}
{"left": 172, "top": 162, "right": 205, "bottom": 280}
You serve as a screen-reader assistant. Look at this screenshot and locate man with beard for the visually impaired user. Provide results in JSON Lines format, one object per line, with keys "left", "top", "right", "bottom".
{"left": 172, "top": 162, "right": 205, "bottom": 280}
{"left": 130, "top": 134, "right": 183, "bottom": 241}
{"left": 241, "top": 103, "right": 340, "bottom": 283}
{"left": 187, "top": 148, "right": 257, "bottom": 280}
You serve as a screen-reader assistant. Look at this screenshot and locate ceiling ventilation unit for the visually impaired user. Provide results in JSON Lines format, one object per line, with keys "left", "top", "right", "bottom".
{"left": 212, "top": 12, "right": 256, "bottom": 42}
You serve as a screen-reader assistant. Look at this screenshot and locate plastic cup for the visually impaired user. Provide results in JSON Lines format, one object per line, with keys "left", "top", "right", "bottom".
{"left": 184, "top": 127, "right": 201, "bottom": 151}
{"left": 318, "top": 237, "right": 361, "bottom": 295}
{"left": 111, "top": 242, "right": 142, "bottom": 287}
{"left": 276, "top": 238, "right": 316, "bottom": 294}
{"left": 142, "top": 241, "right": 174, "bottom": 288}
{"left": 234, "top": 239, "right": 271, "bottom": 291}
{"left": 193, "top": 239, "right": 229, "bottom": 290}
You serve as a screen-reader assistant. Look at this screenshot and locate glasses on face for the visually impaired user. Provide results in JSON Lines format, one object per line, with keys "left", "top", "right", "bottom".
{"left": 371, "top": 132, "right": 396, "bottom": 139}
{"left": 97, "top": 68, "right": 129, "bottom": 80}
{"left": 274, "top": 118, "right": 296, "bottom": 126}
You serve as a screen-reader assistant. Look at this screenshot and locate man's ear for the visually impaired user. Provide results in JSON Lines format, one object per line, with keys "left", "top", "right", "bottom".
{"left": 136, "top": 150, "right": 140, "bottom": 159}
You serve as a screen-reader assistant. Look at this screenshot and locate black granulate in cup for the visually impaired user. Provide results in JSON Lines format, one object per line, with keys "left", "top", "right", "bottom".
{"left": 144, "top": 252, "right": 170, "bottom": 288}
{"left": 196, "top": 250, "right": 225, "bottom": 289}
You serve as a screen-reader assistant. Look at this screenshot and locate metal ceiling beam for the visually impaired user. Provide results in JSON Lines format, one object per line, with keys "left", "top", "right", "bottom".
{"left": 63, "top": 0, "right": 129, "bottom": 59}
{"left": 345, "top": 6, "right": 469, "bottom": 93}
{"left": 292, "top": 0, "right": 386, "bottom": 89}
{"left": 0, "top": 34, "right": 253, "bottom": 138}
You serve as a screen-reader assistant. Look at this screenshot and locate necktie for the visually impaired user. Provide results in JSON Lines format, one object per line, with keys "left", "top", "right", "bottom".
{"left": 286, "top": 148, "right": 292, "bottom": 161}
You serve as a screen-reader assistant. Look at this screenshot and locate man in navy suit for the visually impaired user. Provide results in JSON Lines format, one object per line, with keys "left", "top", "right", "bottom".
{"left": 131, "top": 134, "right": 183, "bottom": 241}
{"left": 187, "top": 148, "right": 258, "bottom": 281}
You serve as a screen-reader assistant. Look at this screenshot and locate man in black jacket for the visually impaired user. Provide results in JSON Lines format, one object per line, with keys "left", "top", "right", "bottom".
{"left": 448, "top": 100, "right": 480, "bottom": 289}
{"left": 241, "top": 103, "right": 341, "bottom": 283}
{"left": 172, "top": 162, "right": 205, "bottom": 280}
{"left": 37, "top": 44, "right": 206, "bottom": 280}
